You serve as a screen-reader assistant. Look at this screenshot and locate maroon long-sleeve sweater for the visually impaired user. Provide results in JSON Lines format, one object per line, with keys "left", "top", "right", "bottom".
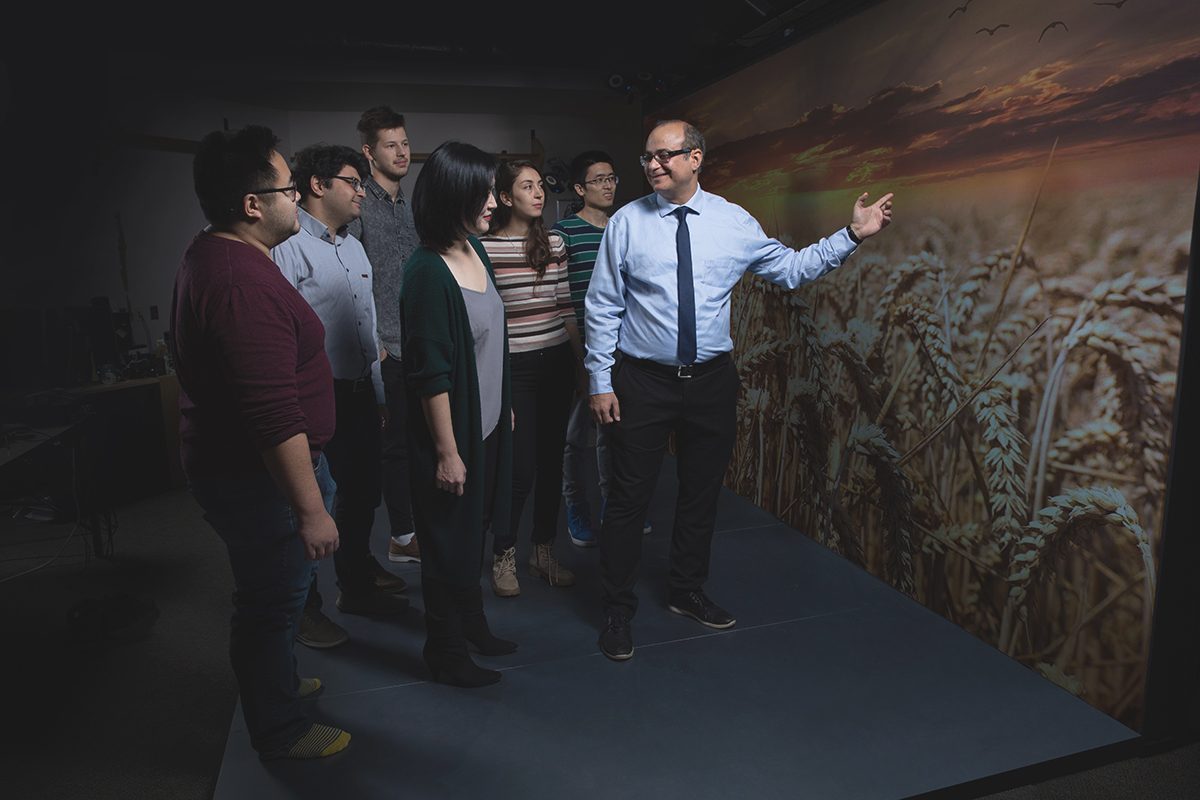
{"left": 171, "top": 233, "right": 335, "bottom": 479}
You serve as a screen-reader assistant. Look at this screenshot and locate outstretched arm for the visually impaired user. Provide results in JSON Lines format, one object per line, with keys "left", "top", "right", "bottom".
{"left": 747, "top": 191, "right": 896, "bottom": 288}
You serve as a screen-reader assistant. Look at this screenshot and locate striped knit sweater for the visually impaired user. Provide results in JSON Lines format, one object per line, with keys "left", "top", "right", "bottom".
{"left": 479, "top": 233, "right": 573, "bottom": 354}
{"left": 550, "top": 214, "right": 605, "bottom": 337}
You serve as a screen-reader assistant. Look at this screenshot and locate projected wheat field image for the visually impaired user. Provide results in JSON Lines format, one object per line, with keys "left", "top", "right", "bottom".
{"left": 657, "top": 0, "right": 1199, "bottom": 726}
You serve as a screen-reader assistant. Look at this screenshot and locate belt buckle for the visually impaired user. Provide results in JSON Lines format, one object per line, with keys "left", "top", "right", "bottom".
{"left": 676, "top": 364, "right": 695, "bottom": 379}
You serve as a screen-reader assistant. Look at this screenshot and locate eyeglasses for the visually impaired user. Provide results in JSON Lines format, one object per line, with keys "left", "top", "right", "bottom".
{"left": 584, "top": 174, "right": 620, "bottom": 187}
{"left": 638, "top": 148, "right": 693, "bottom": 167}
{"left": 247, "top": 185, "right": 299, "bottom": 201}
{"left": 329, "top": 175, "right": 365, "bottom": 192}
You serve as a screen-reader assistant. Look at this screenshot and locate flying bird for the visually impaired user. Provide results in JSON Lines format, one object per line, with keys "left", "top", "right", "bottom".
{"left": 1094, "top": 0, "right": 1129, "bottom": 8}
{"left": 976, "top": 24, "right": 1011, "bottom": 36}
{"left": 1038, "top": 21, "right": 1068, "bottom": 42}
{"left": 948, "top": 0, "right": 975, "bottom": 19}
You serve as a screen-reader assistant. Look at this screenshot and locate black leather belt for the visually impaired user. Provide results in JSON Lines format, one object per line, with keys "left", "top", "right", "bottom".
{"left": 335, "top": 376, "right": 373, "bottom": 393}
{"left": 621, "top": 352, "right": 730, "bottom": 380}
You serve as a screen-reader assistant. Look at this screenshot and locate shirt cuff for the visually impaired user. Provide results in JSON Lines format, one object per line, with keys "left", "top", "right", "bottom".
{"left": 833, "top": 226, "right": 860, "bottom": 259}
{"left": 589, "top": 371, "right": 613, "bottom": 395}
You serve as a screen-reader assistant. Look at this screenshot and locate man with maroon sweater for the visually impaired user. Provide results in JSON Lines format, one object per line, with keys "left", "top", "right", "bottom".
{"left": 171, "top": 126, "right": 350, "bottom": 760}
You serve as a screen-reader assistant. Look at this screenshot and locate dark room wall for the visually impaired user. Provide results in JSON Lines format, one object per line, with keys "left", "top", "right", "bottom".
{"left": 5, "top": 54, "right": 644, "bottom": 377}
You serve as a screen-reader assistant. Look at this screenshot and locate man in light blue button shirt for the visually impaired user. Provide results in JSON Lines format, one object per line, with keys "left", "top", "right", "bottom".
{"left": 273, "top": 144, "right": 410, "bottom": 650}
{"left": 585, "top": 119, "right": 894, "bottom": 661}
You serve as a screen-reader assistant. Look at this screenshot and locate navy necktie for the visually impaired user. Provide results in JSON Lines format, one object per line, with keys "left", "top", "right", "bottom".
{"left": 673, "top": 206, "right": 697, "bottom": 365}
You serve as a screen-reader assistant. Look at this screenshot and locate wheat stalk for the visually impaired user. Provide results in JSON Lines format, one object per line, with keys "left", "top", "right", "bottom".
{"left": 872, "top": 252, "right": 946, "bottom": 357}
{"left": 1080, "top": 323, "right": 1169, "bottom": 493}
{"left": 1091, "top": 272, "right": 1186, "bottom": 321}
{"left": 786, "top": 380, "right": 863, "bottom": 561}
{"left": 825, "top": 333, "right": 884, "bottom": 420}
{"left": 846, "top": 424, "right": 916, "bottom": 596}
{"left": 975, "top": 136, "right": 1058, "bottom": 371}
{"left": 973, "top": 384, "right": 1029, "bottom": 551}
{"left": 736, "top": 336, "right": 790, "bottom": 374}
{"left": 1047, "top": 420, "right": 1126, "bottom": 466}
{"left": 999, "top": 486, "right": 1156, "bottom": 655}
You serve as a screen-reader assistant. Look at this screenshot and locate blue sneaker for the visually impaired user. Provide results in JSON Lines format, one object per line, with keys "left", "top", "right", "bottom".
{"left": 566, "top": 501, "right": 597, "bottom": 548}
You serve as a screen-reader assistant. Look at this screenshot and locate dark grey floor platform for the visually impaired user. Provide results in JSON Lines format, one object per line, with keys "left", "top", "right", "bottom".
{"left": 214, "top": 461, "right": 1135, "bottom": 799}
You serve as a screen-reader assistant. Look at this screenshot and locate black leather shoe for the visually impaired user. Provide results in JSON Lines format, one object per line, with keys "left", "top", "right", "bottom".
{"left": 599, "top": 611, "right": 634, "bottom": 661}
{"left": 336, "top": 588, "right": 409, "bottom": 616}
{"left": 667, "top": 591, "right": 736, "bottom": 629}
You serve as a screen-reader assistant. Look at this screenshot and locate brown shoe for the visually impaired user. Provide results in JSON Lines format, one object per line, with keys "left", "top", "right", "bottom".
{"left": 388, "top": 535, "right": 421, "bottom": 563}
{"left": 370, "top": 558, "right": 407, "bottom": 594}
{"left": 529, "top": 542, "right": 575, "bottom": 587}
{"left": 491, "top": 547, "right": 520, "bottom": 597}
{"left": 296, "top": 608, "right": 349, "bottom": 649}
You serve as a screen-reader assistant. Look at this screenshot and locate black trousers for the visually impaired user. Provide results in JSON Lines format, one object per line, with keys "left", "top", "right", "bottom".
{"left": 600, "top": 353, "right": 739, "bottom": 618}
{"left": 308, "top": 378, "right": 382, "bottom": 606}
{"left": 494, "top": 342, "right": 573, "bottom": 554}
{"left": 418, "top": 425, "right": 500, "bottom": 589}
{"left": 380, "top": 357, "right": 414, "bottom": 536}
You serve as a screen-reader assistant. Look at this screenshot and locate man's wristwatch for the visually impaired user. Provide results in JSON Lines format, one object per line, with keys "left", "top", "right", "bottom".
{"left": 846, "top": 225, "right": 863, "bottom": 245}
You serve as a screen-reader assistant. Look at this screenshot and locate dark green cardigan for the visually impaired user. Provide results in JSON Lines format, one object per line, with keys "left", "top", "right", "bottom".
{"left": 401, "top": 237, "right": 513, "bottom": 587}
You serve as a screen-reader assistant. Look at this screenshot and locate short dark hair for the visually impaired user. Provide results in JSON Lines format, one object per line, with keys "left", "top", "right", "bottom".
{"left": 569, "top": 150, "right": 615, "bottom": 189}
{"left": 192, "top": 125, "right": 280, "bottom": 227}
{"left": 291, "top": 144, "right": 371, "bottom": 201}
{"left": 411, "top": 141, "right": 496, "bottom": 252}
{"left": 357, "top": 106, "right": 407, "bottom": 148}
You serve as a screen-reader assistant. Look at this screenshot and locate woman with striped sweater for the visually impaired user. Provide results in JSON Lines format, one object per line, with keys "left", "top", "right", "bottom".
{"left": 481, "top": 160, "right": 584, "bottom": 597}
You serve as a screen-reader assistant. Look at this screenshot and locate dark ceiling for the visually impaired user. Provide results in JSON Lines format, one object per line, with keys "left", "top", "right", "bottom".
{"left": 5, "top": 1, "right": 872, "bottom": 108}
{"left": 300, "top": 0, "right": 870, "bottom": 105}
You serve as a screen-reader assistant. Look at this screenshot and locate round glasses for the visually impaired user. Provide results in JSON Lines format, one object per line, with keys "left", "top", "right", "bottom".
{"left": 584, "top": 175, "right": 620, "bottom": 187}
{"left": 329, "top": 175, "right": 365, "bottom": 192}
{"left": 638, "top": 148, "right": 693, "bottom": 168}
{"left": 247, "top": 185, "right": 299, "bottom": 201}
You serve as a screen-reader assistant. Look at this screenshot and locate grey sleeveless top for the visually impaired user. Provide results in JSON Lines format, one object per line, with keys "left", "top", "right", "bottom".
{"left": 461, "top": 276, "right": 505, "bottom": 439}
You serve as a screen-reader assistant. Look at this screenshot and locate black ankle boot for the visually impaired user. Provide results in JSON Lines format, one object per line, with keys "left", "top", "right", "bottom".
{"left": 455, "top": 584, "right": 518, "bottom": 656}
{"left": 421, "top": 579, "right": 501, "bottom": 688}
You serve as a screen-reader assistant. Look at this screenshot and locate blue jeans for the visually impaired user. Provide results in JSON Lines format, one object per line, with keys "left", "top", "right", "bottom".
{"left": 191, "top": 454, "right": 336, "bottom": 758}
{"left": 562, "top": 394, "right": 610, "bottom": 511}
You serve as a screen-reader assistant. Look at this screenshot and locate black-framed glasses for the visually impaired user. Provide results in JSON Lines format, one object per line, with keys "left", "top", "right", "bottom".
{"left": 584, "top": 174, "right": 620, "bottom": 187}
{"left": 329, "top": 175, "right": 365, "bottom": 192}
{"left": 638, "top": 148, "right": 693, "bottom": 167}
{"left": 247, "top": 184, "right": 298, "bottom": 201}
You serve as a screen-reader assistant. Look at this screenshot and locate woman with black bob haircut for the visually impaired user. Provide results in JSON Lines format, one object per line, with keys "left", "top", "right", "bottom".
{"left": 402, "top": 141, "right": 517, "bottom": 687}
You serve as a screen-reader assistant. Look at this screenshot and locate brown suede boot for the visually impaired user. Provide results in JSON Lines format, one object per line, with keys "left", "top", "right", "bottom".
{"left": 528, "top": 542, "right": 575, "bottom": 587}
{"left": 491, "top": 547, "right": 520, "bottom": 597}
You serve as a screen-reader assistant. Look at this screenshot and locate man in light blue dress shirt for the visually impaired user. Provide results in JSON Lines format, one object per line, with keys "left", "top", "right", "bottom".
{"left": 585, "top": 119, "right": 894, "bottom": 661}
{"left": 273, "top": 144, "right": 410, "bottom": 650}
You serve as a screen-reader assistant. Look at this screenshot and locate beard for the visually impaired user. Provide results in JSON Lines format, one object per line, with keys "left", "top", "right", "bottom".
{"left": 263, "top": 197, "right": 300, "bottom": 247}
{"left": 373, "top": 162, "right": 407, "bottom": 184}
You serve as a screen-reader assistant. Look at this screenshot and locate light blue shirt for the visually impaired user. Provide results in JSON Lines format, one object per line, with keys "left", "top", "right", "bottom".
{"left": 584, "top": 185, "right": 857, "bottom": 394}
{"left": 273, "top": 207, "right": 384, "bottom": 404}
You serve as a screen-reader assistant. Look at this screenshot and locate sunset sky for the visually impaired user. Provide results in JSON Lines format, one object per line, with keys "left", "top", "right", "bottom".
{"left": 658, "top": 0, "right": 1200, "bottom": 204}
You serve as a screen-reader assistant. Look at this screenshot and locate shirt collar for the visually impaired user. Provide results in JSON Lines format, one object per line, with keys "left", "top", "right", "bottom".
{"left": 297, "top": 206, "right": 345, "bottom": 244}
{"left": 654, "top": 184, "right": 706, "bottom": 217}
{"left": 365, "top": 176, "right": 405, "bottom": 204}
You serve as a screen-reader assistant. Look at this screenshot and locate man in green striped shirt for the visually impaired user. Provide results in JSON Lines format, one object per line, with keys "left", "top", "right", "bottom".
{"left": 555, "top": 151, "right": 651, "bottom": 546}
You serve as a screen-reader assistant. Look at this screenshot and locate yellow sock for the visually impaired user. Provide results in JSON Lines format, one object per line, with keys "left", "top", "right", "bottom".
{"left": 285, "top": 723, "right": 350, "bottom": 759}
{"left": 298, "top": 677, "right": 322, "bottom": 698}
